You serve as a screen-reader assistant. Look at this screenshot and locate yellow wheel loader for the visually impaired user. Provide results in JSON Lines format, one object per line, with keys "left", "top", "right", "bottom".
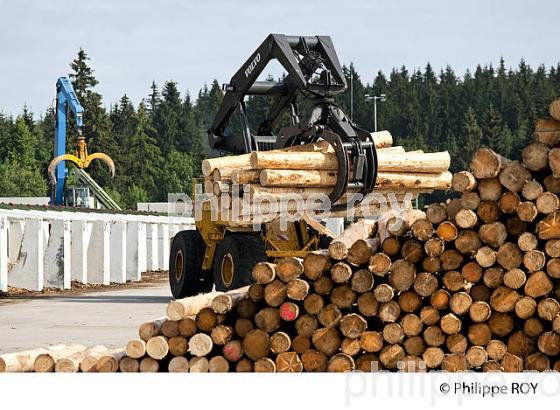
{"left": 169, "top": 34, "right": 378, "bottom": 298}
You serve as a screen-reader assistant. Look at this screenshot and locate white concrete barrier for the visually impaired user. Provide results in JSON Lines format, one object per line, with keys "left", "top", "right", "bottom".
{"left": 43, "top": 219, "right": 71, "bottom": 289}
{"left": 126, "top": 221, "right": 147, "bottom": 282}
{"left": 148, "top": 223, "right": 159, "bottom": 272}
{"left": 87, "top": 221, "right": 111, "bottom": 285}
{"left": 0, "top": 216, "right": 7, "bottom": 292}
{"left": 110, "top": 221, "right": 127, "bottom": 283}
{"left": 0, "top": 207, "right": 194, "bottom": 292}
{"left": 8, "top": 218, "right": 46, "bottom": 291}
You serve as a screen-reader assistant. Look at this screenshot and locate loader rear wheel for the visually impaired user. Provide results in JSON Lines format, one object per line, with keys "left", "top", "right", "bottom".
{"left": 213, "top": 233, "right": 267, "bottom": 292}
{"left": 169, "top": 230, "right": 212, "bottom": 298}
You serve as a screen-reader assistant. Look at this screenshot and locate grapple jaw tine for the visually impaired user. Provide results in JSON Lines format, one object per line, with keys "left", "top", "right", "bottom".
{"left": 47, "top": 154, "right": 83, "bottom": 184}
{"left": 278, "top": 102, "right": 378, "bottom": 212}
{"left": 83, "top": 153, "right": 116, "bottom": 178}
{"left": 315, "top": 130, "right": 377, "bottom": 211}
{"left": 47, "top": 152, "right": 115, "bottom": 186}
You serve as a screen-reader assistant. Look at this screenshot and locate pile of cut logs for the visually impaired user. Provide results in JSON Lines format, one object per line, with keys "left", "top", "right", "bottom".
{"left": 0, "top": 345, "right": 125, "bottom": 372}
{"left": 201, "top": 130, "right": 452, "bottom": 220}
{"left": 3, "top": 100, "right": 560, "bottom": 373}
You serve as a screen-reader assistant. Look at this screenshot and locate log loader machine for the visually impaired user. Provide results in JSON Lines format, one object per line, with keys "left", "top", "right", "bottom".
{"left": 48, "top": 77, "right": 118, "bottom": 209}
{"left": 169, "top": 34, "right": 379, "bottom": 298}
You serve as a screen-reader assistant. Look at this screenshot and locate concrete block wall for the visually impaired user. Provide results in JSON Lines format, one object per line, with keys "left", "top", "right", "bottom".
{"left": 0, "top": 208, "right": 194, "bottom": 292}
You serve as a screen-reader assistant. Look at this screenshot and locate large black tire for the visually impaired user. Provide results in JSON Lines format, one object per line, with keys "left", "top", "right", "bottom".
{"left": 318, "top": 234, "right": 333, "bottom": 249}
{"left": 213, "top": 233, "right": 267, "bottom": 292}
{"left": 168, "top": 230, "right": 212, "bottom": 298}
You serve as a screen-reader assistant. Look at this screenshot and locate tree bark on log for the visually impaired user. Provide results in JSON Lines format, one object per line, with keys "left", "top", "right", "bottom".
{"left": 535, "top": 118, "right": 560, "bottom": 146}
{"left": 303, "top": 250, "right": 331, "bottom": 280}
{"left": 549, "top": 100, "right": 560, "bottom": 122}
{"left": 188, "top": 333, "right": 213, "bottom": 357}
{"left": 168, "top": 356, "right": 189, "bottom": 372}
{"left": 231, "top": 169, "right": 260, "bottom": 184}
{"left": 276, "top": 257, "right": 304, "bottom": 282}
{"left": 250, "top": 150, "right": 450, "bottom": 173}
{"left": 211, "top": 286, "right": 250, "bottom": 314}
{"left": 81, "top": 348, "right": 125, "bottom": 373}
{"left": 328, "top": 219, "right": 377, "bottom": 260}
{"left": 478, "top": 178, "right": 502, "bottom": 201}
{"left": 499, "top": 161, "right": 532, "bottom": 193}
{"left": 452, "top": 171, "right": 477, "bottom": 192}
{"left": 522, "top": 142, "right": 549, "bottom": 171}
{"left": 252, "top": 262, "right": 276, "bottom": 284}
{"left": 55, "top": 348, "right": 95, "bottom": 373}
{"left": 33, "top": 345, "right": 88, "bottom": 373}
{"left": 138, "top": 318, "right": 166, "bottom": 341}
{"left": 125, "top": 339, "right": 146, "bottom": 359}
{"left": 119, "top": 357, "right": 140, "bottom": 373}
{"left": 470, "top": 148, "right": 510, "bottom": 179}
{"left": 146, "top": 336, "right": 169, "bottom": 360}
{"left": 167, "top": 292, "right": 223, "bottom": 321}
{"left": 139, "top": 357, "right": 160, "bottom": 373}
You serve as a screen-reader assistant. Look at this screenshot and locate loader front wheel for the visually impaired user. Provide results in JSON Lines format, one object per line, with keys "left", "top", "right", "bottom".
{"left": 213, "top": 233, "right": 267, "bottom": 292}
{"left": 169, "top": 230, "right": 212, "bottom": 298}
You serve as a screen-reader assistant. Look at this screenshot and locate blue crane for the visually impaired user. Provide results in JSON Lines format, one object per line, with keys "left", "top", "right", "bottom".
{"left": 48, "top": 77, "right": 115, "bottom": 206}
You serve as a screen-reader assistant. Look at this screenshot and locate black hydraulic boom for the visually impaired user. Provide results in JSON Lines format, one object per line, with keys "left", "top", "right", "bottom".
{"left": 208, "top": 34, "right": 378, "bottom": 209}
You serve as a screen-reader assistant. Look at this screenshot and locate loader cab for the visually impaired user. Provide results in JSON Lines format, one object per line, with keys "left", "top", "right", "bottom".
{"left": 168, "top": 34, "right": 372, "bottom": 299}
{"left": 213, "top": 97, "right": 286, "bottom": 155}
{"left": 64, "top": 186, "right": 91, "bottom": 208}
{"left": 252, "top": 135, "right": 277, "bottom": 151}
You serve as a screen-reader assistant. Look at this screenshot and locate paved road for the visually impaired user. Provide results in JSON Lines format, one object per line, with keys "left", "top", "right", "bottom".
{"left": 0, "top": 283, "right": 172, "bottom": 354}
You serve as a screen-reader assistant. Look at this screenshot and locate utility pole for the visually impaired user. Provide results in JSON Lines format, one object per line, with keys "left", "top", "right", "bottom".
{"left": 374, "top": 96, "right": 378, "bottom": 132}
{"left": 364, "top": 93, "right": 386, "bottom": 132}
{"left": 350, "top": 71, "right": 354, "bottom": 121}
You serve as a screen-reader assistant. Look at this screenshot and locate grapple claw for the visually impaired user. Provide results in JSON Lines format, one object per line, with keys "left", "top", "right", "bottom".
{"left": 82, "top": 153, "right": 116, "bottom": 178}
{"left": 48, "top": 152, "right": 115, "bottom": 186}
{"left": 48, "top": 154, "right": 83, "bottom": 185}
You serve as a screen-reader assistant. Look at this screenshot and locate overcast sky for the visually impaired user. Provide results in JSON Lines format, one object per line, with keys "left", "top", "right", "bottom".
{"left": 1, "top": 0, "right": 559, "bottom": 117}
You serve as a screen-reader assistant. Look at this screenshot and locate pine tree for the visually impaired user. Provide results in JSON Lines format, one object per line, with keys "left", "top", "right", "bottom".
{"left": 0, "top": 160, "right": 48, "bottom": 197}
{"left": 0, "top": 117, "right": 47, "bottom": 196}
{"left": 195, "top": 80, "right": 223, "bottom": 129}
{"left": 156, "top": 149, "right": 194, "bottom": 199}
{"left": 335, "top": 64, "right": 369, "bottom": 127}
{"left": 152, "top": 80, "right": 183, "bottom": 154}
{"left": 110, "top": 94, "right": 136, "bottom": 142}
{"left": 462, "top": 107, "right": 483, "bottom": 171}
{"left": 482, "top": 105, "right": 501, "bottom": 146}
{"left": 21, "top": 105, "right": 34, "bottom": 131}
{"left": 69, "top": 48, "right": 98, "bottom": 99}
{"left": 369, "top": 71, "right": 389, "bottom": 131}
{"left": 119, "top": 102, "right": 162, "bottom": 207}
{"left": 182, "top": 93, "right": 207, "bottom": 157}
{"left": 0, "top": 112, "right": 12, "bottom": 159}
{"left": 68, "top": 48, "right": 118, "bottom": 187}
{"left": 33, "top": 108, "right": 55, "bottom": 176}
{"left": 147, "top": 81, "right": 160, "bottom": 113}
{"left": 495, "top": 124, "right": 515, "bottom": 158}
{"left": 246, "top": 75, "right": 274, "bottom": 133}
{"left": 7, "top": 117, "right": 39, "bottom": 165}
{"left": 513, "top": 117, "right": 531, "bottom": 156}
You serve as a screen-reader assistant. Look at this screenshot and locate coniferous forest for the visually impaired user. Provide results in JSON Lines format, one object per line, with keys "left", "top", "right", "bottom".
{"left": 0, "top": 49, "right": 559, "bottom": 209}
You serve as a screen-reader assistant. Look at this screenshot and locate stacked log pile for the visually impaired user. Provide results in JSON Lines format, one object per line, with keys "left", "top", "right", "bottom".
{"left": 3, "top": 100, "right": 560, "bottom": 373}
{"left": 113, "top": 146, "right": 560, "bottom": 373}
{"left": 109, "top": 99, "right": 560, "bottom": 372}
{"left": 201, "top": 130, "right": 452, "bottom": 220}
{"left": 0, "top": 345, "right": 125, "bottom": 373}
